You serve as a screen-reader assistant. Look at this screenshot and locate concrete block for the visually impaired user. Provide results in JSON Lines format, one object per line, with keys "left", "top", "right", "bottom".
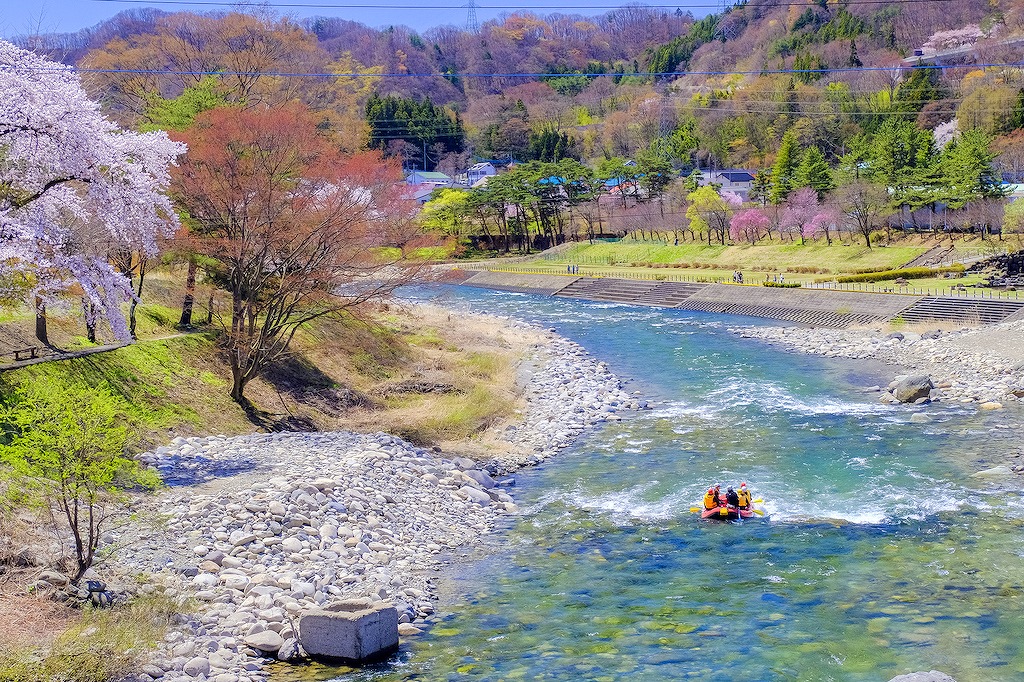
{"left": 298, "top": 604, "right": 399, "bottom": 662}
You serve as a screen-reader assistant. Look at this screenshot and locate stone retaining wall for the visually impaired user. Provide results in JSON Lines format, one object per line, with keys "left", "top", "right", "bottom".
{"left": 462, "top": 271, "right": 1021, "bottom": 327}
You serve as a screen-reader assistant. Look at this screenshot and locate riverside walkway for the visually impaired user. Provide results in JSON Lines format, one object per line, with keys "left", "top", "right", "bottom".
{"left": 459, "top": 270, "right": 1024, "bottom": 328}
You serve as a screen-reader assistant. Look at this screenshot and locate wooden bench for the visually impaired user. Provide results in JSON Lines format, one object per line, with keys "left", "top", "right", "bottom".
{"left": 12, "top": 347, "right": 39, "bottom": 361}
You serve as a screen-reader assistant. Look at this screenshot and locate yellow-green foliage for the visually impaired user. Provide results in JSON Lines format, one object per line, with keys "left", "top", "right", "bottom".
{"left": 544, "top": 241, "right": 930, "bottom": 274}
{"left": 0, "top": 595, "right": 182, "bottom": 682}
{"left": 0, "top": 334, "right": 250, "bottom": 443}
{"left": 827, "top": 265, "right": 964, "bottom": 284}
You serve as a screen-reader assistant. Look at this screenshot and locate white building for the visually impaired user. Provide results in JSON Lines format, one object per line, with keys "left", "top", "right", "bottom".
{"left": 467, "top": 162, "right": 497, "bottom": 185}
{"left": 699, "top": 169, "right": 757, "bottom": 199}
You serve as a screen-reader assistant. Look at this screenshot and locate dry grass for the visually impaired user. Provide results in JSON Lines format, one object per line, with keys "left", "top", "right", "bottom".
{"left": 265, "top": 303, "right": 545, "bottom": 458}
{"left": 0, "top": 593, "right": 79, "bottom": 655}
{"left": 0, "top": 594, "right": 182, "bottom": 682}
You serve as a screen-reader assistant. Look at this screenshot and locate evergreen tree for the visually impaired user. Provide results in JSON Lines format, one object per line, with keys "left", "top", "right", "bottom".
{"left": 941, "top": 129, "right": 1007, "bottom": 208}
{"left": 769, "top": 131, "right": 800, "bottom": 204}
{"left": 848, "top": 40, "right": 862, "bottom": 68}
{"left": 750, "top": 169, "right": 772, "bottom": 206}
{"left": 365, "top": 93, "right": 465, "bottom": 167}
{"left": 636, "top": 146, "right": 675, "bottom": 209}
{"left": 1011, "top": 89, "right": 1024, "bottom": 131}
{"left": 793, "top": 146, "right": 834, "bottom": 198}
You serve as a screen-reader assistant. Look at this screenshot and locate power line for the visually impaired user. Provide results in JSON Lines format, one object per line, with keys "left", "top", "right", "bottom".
{"left": 34, "top": 61, "right": 1024, "bottom": 79}
{"left": 88, "top": 0, "right": 966, "bottom": 8}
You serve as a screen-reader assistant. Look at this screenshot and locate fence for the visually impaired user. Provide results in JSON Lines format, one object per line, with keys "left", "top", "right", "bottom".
{"left": 485, "top": 265, "right": 1023, "bottom": 299}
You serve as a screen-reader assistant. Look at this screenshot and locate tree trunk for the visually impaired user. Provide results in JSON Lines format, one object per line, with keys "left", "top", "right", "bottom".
{"left": 35, "top": 296, "right": 48, "bottom": 345}
{"left": 179, "top": 258, "right": 198, "bottom": 328}
{"left": 206, "top": 292, "right": 215, "bottom": 324}
{"left": 83, "top": 299, "right": 97, "bottom": 344}
{"left": 128, "top": 257, "right": 147, "bottom": 339}
{"left": 230, "top": 363, "right": 246, "bottom": 403}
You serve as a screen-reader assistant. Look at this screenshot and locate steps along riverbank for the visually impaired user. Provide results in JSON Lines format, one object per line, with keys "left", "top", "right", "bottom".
{"left": 456, "top": 270, "right": 1024, "bottom": 328}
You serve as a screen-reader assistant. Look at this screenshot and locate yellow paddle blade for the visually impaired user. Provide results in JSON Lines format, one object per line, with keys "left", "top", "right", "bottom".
{"left": 689, "top": 507, "right": 700, "bottom": 513}
{"left": 753, "top": 498, "right": 764, "bottom": 503}
{"left": 752, "top": 509, "right": 765, "bottom": 516}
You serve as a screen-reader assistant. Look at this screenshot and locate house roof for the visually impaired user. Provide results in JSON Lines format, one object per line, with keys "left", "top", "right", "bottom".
{"left": 407, "top": 171, "right": 452, "bottom": 181}
{"left": 468, "top": 162, "right": 495, "bottom": 171}
{"left": 706, "top": 169, "right": 756, "bottom": 182}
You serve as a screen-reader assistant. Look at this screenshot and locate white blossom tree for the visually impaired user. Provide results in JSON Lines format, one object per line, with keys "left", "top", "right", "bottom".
{"left": 0, "top": 40, "right": 184, "bottom": 340}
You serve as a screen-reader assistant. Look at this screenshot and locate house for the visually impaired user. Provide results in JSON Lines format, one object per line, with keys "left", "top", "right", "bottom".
{"left": 407, "top": 184, "right": 439, "bottom": 205}
{"left": 405, "top": 170, "right": 454, "bottom": 187}
{"left": 699, "top": 169, "right": 757, "bottom": 198}
{"left": 467, "top": 162, "right": 496, "bottom": 185}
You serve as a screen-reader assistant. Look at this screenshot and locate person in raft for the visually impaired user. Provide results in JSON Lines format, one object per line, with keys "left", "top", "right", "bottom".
{"left": 736, "top": 482, "right": 752, "bottom": 510}
{"left": 726, "top": 487, "right": 740, "bottom": 507}
{"left": 703, "top": 486, "right": 718, "bottom": 510}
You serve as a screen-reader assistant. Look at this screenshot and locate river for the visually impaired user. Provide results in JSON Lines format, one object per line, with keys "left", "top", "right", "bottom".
{"left": 288, "top": 285, "right": 1024, "bottom": 682}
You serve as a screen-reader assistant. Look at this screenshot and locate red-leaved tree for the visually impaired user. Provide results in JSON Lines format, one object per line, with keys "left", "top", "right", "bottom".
{"left": 172, "top": 103, "right": 423, "bottom": 403}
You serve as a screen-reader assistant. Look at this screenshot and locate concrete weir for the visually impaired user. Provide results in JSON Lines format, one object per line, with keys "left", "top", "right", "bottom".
{"left": 460, "top": 271, "right": 1024, "bottom": 328}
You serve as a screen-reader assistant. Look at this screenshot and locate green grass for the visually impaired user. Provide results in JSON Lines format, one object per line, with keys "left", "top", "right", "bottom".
{"left": 539, "top": 240, "right": 931, "bottom": 275}
{"left": 0, "top": 595, "right": 183, "bottom": 682}
{"left": 0, "top": 334, "right": 248, "bottom": 444}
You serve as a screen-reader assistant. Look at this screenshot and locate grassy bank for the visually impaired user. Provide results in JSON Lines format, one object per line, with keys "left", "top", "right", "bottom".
{"left": 0, "top": 273, "right": 545, "bottom": 677}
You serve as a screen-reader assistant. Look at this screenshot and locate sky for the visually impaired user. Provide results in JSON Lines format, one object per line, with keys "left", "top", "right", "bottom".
{"left": 0, "top": 0, "right": 713, "bottom": 39}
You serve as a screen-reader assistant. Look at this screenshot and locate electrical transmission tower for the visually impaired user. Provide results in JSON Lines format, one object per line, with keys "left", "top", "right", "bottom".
{"left": 466, "top": 0, "right": 479, "bottom": 32}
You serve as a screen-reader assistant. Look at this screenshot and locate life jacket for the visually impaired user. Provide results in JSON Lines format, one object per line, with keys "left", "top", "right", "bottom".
{"left": 703, "top": 491, "right": 717, "bottom": 509}
{"left": 737, "top": 488, "right": 751, "bottom": 507}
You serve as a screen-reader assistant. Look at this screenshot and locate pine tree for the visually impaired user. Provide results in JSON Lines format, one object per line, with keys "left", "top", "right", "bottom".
{"left": 848, "top": 40, "right": 862, "bottom": 68}
{"left": 769, "top": 131, "right": 800, "bottom": 204}
{"left": 750, "top": 169, "right": 772, "bottom": 206}
{"left": 793, "top": 146, "right": 834, "bottom": 198}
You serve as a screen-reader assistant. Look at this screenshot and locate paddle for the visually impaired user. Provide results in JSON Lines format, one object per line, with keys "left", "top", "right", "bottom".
{"left": 689, "top": 507, "right": 700, "bottom": 513}
{"left": 752, "top": 509, "right": 765, "bottom": 516}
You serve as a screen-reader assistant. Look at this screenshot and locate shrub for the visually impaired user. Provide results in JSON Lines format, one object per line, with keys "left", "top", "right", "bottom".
{"left": 0, "top": 378, "right": 160, "bottom": 583}
{"left": 0, "top": 594, "right": 183, "bottom": 682}
{"left": 763, "top": 281, "right": 802, "bottom": 288}
{"left": 820, "top": 265, "right": 964, "bottom": 284}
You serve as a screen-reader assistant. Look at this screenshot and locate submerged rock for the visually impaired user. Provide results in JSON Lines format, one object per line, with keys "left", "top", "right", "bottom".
{"left": 887, "top": 672, "right": 956, "bottom": 682}
{"left": 970, "top": 465, "right": 1014, "bottom": 479}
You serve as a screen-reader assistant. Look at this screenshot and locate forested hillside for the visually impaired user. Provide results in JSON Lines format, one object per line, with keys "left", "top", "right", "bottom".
{"left": 21, "top": 0, "right": 1024, "bottom": 170}
{"left": 12, "top": 0, "right": 1024, "bottom": 256}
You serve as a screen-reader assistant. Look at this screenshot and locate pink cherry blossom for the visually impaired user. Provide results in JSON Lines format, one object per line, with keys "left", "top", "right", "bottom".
{"left": 0, "top": 40, "right": 184, "bottom": 339}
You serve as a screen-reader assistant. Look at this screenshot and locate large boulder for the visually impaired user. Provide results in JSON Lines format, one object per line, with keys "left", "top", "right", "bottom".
{"left": 298, "top": 602, "right": 399, "bottom": 663}
{"left": 891, "top": 375, "right": 934, "bottom": 403}
{"left": 888, "top": 672, "right": 956, "bottom": 682}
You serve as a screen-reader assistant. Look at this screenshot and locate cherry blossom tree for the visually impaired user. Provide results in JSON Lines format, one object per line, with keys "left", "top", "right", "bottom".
{"left": 780, "top": 188, "right": 822, "bottom": 245}
{"left": 0, "top": 39, "right": 183, "bottom": 341}
{"left": 730, "top": 208, "right": 771, "bottom": 243}
{"left": 807, "top": 207, "right": 841, "bottom": 245}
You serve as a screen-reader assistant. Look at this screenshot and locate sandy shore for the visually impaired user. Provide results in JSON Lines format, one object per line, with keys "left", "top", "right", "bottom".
{"left": 100, "top": 313, "right": 643, "bottom": 682}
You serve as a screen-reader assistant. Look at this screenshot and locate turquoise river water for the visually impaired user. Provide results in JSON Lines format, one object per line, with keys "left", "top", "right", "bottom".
{"left": 279, "top": 285, "right": 1024, "bottom": 682}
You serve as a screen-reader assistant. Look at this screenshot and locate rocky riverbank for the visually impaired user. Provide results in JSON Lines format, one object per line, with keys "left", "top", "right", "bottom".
{"left": 734, "top": 320, "right": 1024, "bottom": 407}
{"left": 106, "top": 324, "right": 642, "bottom": 681}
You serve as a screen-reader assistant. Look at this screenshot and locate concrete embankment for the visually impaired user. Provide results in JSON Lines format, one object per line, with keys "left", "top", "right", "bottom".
{"left": 460, "top": 270, "right": 1024, "bottom": 328}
